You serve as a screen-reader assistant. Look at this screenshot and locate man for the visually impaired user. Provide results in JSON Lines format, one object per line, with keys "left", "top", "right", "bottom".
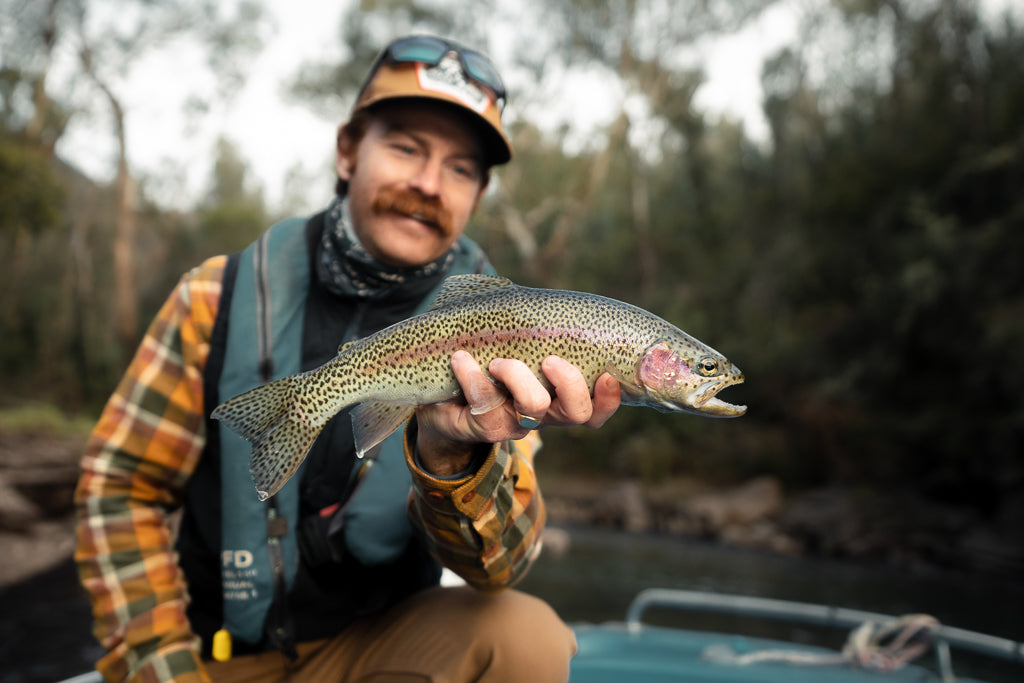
{"left": 75, "top": 35, "right": 622, "bottom": 682}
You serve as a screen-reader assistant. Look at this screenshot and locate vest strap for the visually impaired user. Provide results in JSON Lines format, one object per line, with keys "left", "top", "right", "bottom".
{"left": 213, "top": 216, "right": 493, "bottom": 648}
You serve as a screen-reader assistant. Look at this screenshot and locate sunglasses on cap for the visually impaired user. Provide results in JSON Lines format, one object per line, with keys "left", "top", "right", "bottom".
{"left": 367, "top": 35, "right": 507, "bottom": 111}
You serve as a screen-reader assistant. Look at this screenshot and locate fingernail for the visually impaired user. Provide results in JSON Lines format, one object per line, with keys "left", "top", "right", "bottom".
{"left": 542, "top": 355, "right": 564, "bottom": 369}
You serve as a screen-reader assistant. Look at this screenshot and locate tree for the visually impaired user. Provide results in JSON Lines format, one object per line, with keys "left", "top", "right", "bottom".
{"left": 61, "top": 0, "right": 267, "bottom": 359}
{"left": 735, "top": 0, "right": 1024, "bottom": 501}
{"left": 196, "top": 137, "right": 269, "bottom": 255}
{"left": 0, "top": 0, "right": 72, "bottom": 153}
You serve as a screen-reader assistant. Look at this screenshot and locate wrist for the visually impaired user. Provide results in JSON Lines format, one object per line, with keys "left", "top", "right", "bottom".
{"left": 416, "top": 428, "right": 480, "bottom": 477}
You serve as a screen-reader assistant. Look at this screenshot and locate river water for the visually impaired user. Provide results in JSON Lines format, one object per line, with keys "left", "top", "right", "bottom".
{"left": 517, "top": 526, "right": 1024, "bottom": 683}
{"left": 3, "top": 528, "right": 1021, "bottom": 682}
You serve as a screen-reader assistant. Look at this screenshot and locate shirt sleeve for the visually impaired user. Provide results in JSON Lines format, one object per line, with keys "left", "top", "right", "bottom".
{"left": 74, "top": 257, "right": 226, "bottom": 683}
{"left": 403, "top": 419, "right": 546, "bottom": 591}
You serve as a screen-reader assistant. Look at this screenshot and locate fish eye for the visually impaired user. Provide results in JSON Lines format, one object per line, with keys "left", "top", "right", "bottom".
{"left": 696, "top": 357, "right": 719, "bottom": 377}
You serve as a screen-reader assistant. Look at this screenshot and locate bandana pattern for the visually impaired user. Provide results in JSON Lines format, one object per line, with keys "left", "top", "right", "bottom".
{"left": 317, "top": 196, "right": 456, "bottom": 299}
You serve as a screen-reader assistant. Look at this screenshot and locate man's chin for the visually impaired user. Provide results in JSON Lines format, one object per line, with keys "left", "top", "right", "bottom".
{"left": 374, "top": 236, "right": 450, "bottom": 269}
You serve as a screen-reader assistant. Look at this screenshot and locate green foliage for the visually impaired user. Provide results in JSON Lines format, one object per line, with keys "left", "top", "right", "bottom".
{"left": 195, "top": 137, "right": 269, "bottom": 254}
{"left": 503, "top": 1, "right": 1024, "bottom": 510}
{"left": 0, "top": 403, "right": 94, "bottom": 438}
{"left": 0, "top": 136, "right": 69, "bottom": 397}
{"left": 0, "top": 135, "right": 63, "bottom": 237}
{"left": 1, "top": 0, "right": 1021, "bottom": 515}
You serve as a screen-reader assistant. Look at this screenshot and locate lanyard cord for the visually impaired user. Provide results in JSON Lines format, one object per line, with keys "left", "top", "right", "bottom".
{"left": 254, "top": 232, "right": 298, "bottom": 661}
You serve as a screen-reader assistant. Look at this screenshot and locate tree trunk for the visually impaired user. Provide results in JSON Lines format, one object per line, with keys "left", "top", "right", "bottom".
{"left": 80, "top": 45, "right": 139, "bottom": 359}
{"left": 23, "top": 0, "right": 65, "bottom": 155}
{"left": 112, "top": 143, "right": 139, "bottom": 357}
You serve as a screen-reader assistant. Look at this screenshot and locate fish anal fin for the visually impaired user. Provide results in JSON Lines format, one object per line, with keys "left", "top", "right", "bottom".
{"left": 351, "top": 401, "right": 416, "bottom": 458}
{"left": 429, "top": 274, "right": 514, "bottom": 310}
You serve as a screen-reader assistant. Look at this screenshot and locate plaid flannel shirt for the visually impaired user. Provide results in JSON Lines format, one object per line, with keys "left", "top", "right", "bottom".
{"left": 74, "top": 255, "right": 546, "bottom": 683}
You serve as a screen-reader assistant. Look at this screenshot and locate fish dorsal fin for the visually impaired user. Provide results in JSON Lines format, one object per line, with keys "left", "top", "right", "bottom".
{"left": 337, "top": 340, "right": 358, "bottom": 356}
{"left": 430, "top": 274, "right": 515, "bottom": 310}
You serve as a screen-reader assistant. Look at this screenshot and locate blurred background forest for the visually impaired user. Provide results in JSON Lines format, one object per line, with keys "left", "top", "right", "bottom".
{"left": 1, "top": 0, "right": 1022, "bottom": 578}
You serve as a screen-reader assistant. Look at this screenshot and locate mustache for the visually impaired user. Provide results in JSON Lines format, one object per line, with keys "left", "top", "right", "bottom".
{"left": 372, "top": 188, "right": 453, "bottom": 234}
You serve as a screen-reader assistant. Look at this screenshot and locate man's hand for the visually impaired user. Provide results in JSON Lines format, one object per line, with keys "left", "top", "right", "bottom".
{"left": 415, "top": 350, "right": 622, "bottom": 477}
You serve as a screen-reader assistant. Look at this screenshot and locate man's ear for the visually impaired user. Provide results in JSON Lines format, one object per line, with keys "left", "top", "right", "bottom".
{"left": 336, "top": 124, "right": 356, "bottom": 180}
{"left": 472, "top": 174, "right": 490, "bottom": 209}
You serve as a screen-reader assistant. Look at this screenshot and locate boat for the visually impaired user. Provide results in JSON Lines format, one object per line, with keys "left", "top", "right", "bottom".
{"left": 568, "top": 588, "right": 1024, "bottom": 682}
{"left": 58, "top": 586, "right": 1023, "bottom": 682}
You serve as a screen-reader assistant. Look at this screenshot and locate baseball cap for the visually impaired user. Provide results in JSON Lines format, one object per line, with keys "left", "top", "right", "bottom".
{"left": 353, "top": 36, "right": 513, "bottom": 165}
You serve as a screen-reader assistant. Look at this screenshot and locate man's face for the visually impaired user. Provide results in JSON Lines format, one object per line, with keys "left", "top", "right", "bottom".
{"left": 337, "top": 102, "right": 490, "bottom": 268}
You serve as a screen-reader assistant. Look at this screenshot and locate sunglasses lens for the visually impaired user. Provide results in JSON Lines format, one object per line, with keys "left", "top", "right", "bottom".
{"left": 388, "top": 36, "right": 448, "bottom": 65}
{"left": 462, "top": 51, "right": 505, "bottom": 97}
{"left": 382, "top": 37, "right": 506, "bottom": 109}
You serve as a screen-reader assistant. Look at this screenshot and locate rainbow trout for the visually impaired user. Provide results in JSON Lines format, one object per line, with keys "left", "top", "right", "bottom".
{"left": 213, "top": 274, "right": 745, "bottom": 500}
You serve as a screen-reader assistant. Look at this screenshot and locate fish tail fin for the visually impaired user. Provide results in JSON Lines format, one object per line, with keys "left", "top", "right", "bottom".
{"left": 211, "top": 375, "right": 324, "bottom": 501}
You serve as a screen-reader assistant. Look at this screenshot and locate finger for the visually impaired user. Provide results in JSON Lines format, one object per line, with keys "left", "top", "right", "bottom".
{"left": 488, "top": 358, "right": 551, "bottom": 424}
{"left": 451, "top": 350, "right": 506, "bottom": 415}
{"left": 541, "top": 356, "right": 595, "bottom": 424}
{"left": 587, "top": 372, "right": 622, "bottom": 429}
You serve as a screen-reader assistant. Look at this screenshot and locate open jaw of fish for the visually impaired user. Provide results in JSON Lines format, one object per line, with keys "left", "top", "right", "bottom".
{"left": 624, "top": 339, "right": 746, "bottom": 417}
{"left": 212, "top": 274, "right": 746, "bottom": 501}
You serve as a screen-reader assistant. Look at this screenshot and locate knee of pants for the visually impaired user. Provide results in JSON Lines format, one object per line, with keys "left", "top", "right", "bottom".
{"left": 455, "top": 588, "right": 577, "bottom": 680}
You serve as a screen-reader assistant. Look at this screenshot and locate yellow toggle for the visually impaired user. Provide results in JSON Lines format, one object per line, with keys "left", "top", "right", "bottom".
{"left": 212, "top": 628, "right": 233, "bottom": 662}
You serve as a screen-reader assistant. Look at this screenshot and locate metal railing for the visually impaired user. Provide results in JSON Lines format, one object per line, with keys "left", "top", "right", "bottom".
{"left": 625, "top": 588, "right": 1024, "bottom": 682}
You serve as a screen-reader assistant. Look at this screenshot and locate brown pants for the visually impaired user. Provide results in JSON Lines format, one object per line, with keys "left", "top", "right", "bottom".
{"left": 205, "top": 586, "right": 577, "bottom": 682}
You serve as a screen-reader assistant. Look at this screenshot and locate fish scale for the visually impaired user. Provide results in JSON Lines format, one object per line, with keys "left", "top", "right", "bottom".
{"left": 212, "top": 274, "right": 746, "bottom": 500}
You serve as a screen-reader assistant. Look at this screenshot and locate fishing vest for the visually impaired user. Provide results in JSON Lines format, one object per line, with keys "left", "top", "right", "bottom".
{"left": 205, "top": 214, "right": 492, "bottom": 649}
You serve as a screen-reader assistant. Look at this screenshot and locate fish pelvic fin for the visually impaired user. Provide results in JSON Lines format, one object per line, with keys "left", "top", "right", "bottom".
{"left": 351, "top": 401, "right": 416, "bottom": 458}
{"left": 211, "top": 375, "right": 324, "bottom": 501}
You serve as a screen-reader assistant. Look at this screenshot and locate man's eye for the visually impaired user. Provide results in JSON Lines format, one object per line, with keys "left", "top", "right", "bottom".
{"left": 451, "top": 162, "right": 480, "bottom": 181}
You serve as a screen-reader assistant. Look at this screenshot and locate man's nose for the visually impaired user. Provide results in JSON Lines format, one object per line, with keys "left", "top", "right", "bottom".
{"left": 408, "top": 157, "right": 443, "bottom": 196}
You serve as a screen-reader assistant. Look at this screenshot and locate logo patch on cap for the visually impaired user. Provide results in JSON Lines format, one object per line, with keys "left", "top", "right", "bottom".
{"left": 416, "top": 55, "right": 491, "bottom": 113}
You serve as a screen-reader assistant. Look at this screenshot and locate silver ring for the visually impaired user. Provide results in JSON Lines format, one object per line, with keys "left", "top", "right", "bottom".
{"left": 517, "top": 413, "right": 543, "bottom": 430}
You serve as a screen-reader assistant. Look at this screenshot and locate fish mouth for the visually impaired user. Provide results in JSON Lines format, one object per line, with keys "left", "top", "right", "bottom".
{"left": 699, "top": 394, "right": 747, "bottom": 417}
{"left": 691, "top": 376, "right": 747, "bottom": 417}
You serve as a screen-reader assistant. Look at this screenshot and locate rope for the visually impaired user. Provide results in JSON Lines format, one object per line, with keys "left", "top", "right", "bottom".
{"left": 843, "top": 614, "right": 940, "bottom": 671}
{"left": 703, "top": 613, "right": 941, "bottom": 672}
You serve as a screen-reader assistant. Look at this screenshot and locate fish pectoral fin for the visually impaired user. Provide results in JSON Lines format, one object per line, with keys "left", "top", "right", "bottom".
{"left": 351, "top": 402, "right": 416, "bottom": 458}
{"left": 603, "top": 362, "right": 645, "bottom": 400}
{"left": 429, "top": 274, "right": 514, "bottom": 310}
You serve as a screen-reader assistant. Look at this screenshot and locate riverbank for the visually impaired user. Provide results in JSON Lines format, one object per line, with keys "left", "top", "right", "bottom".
{"left": 540, "top": 473, "right": 1024, "bottom": 579}
{"left": 0, "top": 431, "right": 84, "bottom": 587}
{"left": 3, "top": 431, "right": 1023, "bottom": 587}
